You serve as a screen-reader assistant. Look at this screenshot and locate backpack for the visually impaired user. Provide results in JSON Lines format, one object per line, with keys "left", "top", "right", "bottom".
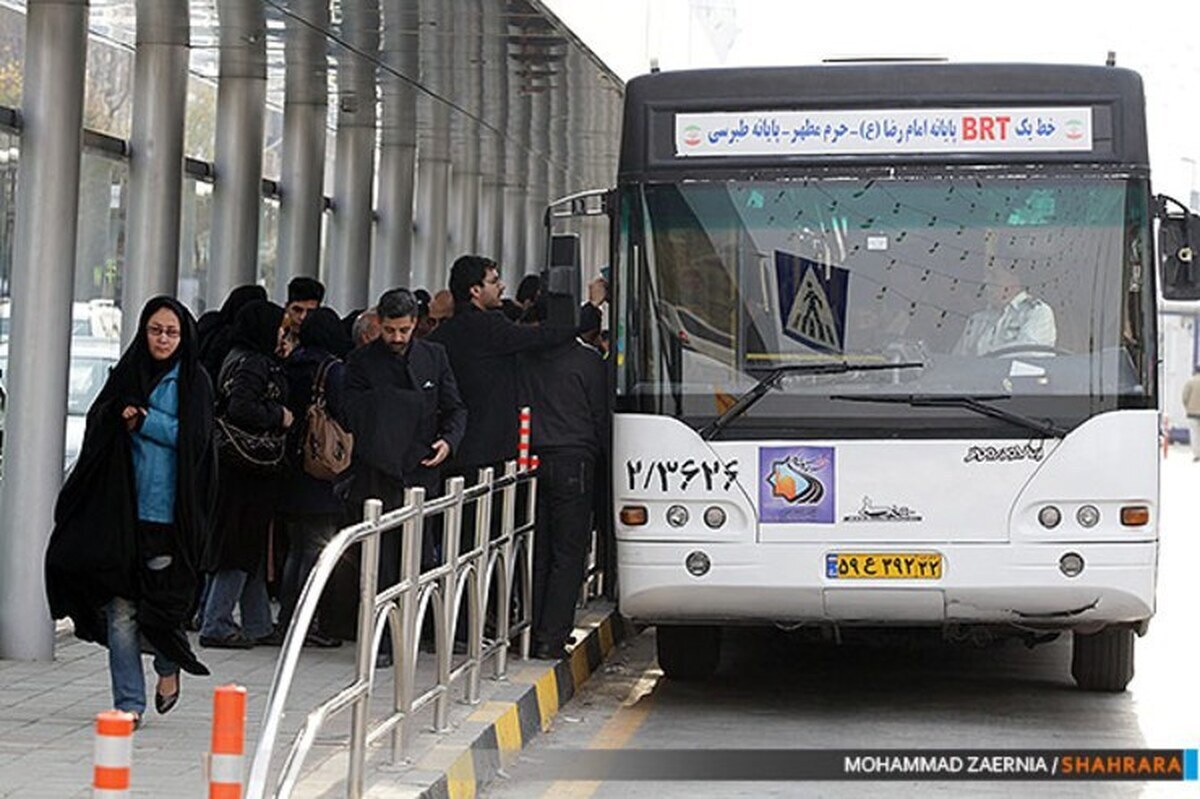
{"left": 302, "top": 357, "right": 354, "bottom": 481}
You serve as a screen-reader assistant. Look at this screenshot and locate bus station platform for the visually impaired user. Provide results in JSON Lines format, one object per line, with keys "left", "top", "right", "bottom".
{"left": 0, "top": 602, "right": 623, "bottom": 798}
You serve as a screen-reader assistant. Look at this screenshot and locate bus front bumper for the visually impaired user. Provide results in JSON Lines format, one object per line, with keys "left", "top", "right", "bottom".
{"left": 617, "top": 540, "right": 1156, "bottom": 628}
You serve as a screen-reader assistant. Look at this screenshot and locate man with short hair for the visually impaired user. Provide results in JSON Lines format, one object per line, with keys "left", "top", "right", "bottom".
{"left": 351, "top": 307, "right": 380, "bottom": 349}
{"left": 283, "top": 277, "right": 326, "bottom": 356}
{"left": 953, "top": 232, "right": 1056, "bottom": 357}
{"left": 345, "top": 289, "right": 465, "bottom": 502}
{"left": 343, "top": 289, "right": 466, "bottom": 665}
{"left": 345, "top": 287, "right": 465, "bottom": 550}
{"left": 429, "top": 255, "right": 580, "bottom": 476}
{"left": 954, "top": 266, "right": 1056, "bottom": 356}
{"left": 286, "top": 277, "right": 325, "bottom": 330}
{"left": 429, "top": 289, "right": 454, "bottom": 325}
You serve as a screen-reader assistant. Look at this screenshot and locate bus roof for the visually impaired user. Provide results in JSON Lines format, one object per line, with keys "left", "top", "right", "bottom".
{"left": 619, "top": 63, "right": 1147, "bottom": 180}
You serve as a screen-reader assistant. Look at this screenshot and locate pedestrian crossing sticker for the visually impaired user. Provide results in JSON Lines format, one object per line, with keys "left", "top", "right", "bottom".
{"left": 775, "top": 251, "right": 849, "bottom": 354}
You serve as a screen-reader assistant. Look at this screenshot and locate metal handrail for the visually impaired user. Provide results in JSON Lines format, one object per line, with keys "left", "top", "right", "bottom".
{"left": 245, "top": 461, "right": 539, "bottom": 799}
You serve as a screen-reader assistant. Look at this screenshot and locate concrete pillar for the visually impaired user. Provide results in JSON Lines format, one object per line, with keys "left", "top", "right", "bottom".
{"left": 476, "top": 0, "right": 506, "bottom": 261}
{"left": 448, "top": 3, "right": 480, "bottom": 259}
{"left": 501, "top": 91, "right": 529, "bottom": 274}
{"left": 122, "top": 0, "right": 189, "bottom": 347}
{"left": 411, "top": 1, "right": 456, "bottom": 292}
{"left": 327, "top": 0, "right": 379, "bottom": 312}
{"left": 549, "top": 67, "right": 568, "bottom": 202}
{"left": 0, "top": 0, "right": 88, "bottom": 661}
{"left": 207, "top": 0, "right": 266, "bottom": 309}
{"left": 524, "top": 89, "right": 550, "bottom": 275}
{"left": 373, "top": 0, "right": 418, "bottom": 296}
{"left": 413, "top": 99, "right": 451, "bottom": 292}
{"left": 276, "top": 0, "right": 328, "bottom": 303}
{"left": 450, "top": 132, "right": 481, "bottom": 260}
{"left": 478, "top": 131, "right": 503, "bottom": 261}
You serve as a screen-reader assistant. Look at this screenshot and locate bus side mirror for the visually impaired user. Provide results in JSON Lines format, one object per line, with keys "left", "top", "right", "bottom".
{"left": 1157, "top": 195, "right": 1200, "bottom": 300}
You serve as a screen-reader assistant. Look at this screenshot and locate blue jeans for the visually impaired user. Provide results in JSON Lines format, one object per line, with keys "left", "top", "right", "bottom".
{"left": 200, "top": 567, "right": 274, "bottom": 639}
{"left": 106, "top": 597, "right": 177, "bottom": 715}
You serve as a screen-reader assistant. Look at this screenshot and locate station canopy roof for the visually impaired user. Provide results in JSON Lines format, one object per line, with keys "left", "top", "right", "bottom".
{"left": 10, "top": 0, "right": 625, "bottom": 190}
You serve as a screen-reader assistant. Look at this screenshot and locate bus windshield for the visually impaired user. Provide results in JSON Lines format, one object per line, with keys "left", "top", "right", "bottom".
{"left": 615, "top": 174, "right": 1153, "bottom": 438}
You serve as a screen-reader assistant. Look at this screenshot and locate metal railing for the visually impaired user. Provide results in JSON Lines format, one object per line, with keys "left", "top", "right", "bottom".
{"left": 245, "top": 461, "right": 537, "bottom": 799}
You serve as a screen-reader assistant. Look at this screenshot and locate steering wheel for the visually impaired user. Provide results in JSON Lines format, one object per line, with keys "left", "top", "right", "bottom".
{"left": 983, "top": 343, "right": 1072, "bottom": 358}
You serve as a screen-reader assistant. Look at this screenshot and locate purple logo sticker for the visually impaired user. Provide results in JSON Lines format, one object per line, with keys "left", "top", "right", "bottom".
{"left": 760, "top": 446, "right": 836, "bottom": 524}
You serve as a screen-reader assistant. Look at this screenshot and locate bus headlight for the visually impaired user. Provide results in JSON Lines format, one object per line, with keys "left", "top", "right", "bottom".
{"left": 666, "top": 505, "right": 689, "bottom": 528}
{"left": 685, "top": 551, "right": 711, "bottom": 577}
{"left": 1076, "top": 505, "right": 1100, "bottom": 528}
{"left": 703, "top": 506, "right": 727, "bottom": 529}
{"left": 1038, "top": 506, "right": 1062, "bottom": 529}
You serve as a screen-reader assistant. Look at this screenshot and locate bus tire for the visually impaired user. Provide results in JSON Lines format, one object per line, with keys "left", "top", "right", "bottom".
{"left": 1071, "top": 627, "right": 1134, "bottom": 692}
{"left": 656, "top": 624, "right": 721, "bottom": 681}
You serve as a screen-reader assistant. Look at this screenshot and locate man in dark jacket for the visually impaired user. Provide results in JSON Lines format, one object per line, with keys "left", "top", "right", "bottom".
{"left": 518, "top": 306, "right": 609, "bottom": 659}
{"left": 343, "top": 289, "right": 466, "bottom": 664}
{"left": 429, "top": 255, "right": 586, "bottom": 476}
{"left": 345, "top": 288, "right": 466, "bottom": 501}
{"left": 285, "top": 277, "right": 324, "bottom": 333}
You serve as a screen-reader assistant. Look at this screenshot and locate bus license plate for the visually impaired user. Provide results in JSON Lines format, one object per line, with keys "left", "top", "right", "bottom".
{"left": 826, "top": 552, "right": 942, "bottom": 580}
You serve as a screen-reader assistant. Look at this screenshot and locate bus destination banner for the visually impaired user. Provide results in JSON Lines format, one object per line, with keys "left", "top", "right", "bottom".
{"left": 674, "top": 107, "right": 1093, "bottom": 157}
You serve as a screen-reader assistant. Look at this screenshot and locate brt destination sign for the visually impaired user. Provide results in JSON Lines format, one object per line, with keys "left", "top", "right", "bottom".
{"left": 674, "top": 107, "right": 1093, "bottom": 156}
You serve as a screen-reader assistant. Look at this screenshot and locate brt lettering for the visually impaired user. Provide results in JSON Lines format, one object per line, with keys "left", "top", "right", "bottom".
{"left": 961, "top": 115, "right": 1011, "bottom": 141}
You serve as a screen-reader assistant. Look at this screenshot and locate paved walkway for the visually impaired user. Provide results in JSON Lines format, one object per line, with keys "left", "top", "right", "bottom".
{"left": 0, "top": 603, "right": 617, "bottom": 798}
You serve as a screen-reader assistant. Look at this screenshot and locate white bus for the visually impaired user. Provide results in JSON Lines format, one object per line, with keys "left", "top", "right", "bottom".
{"left": 551, "top": 62, "right": 1200, "bottom": 691}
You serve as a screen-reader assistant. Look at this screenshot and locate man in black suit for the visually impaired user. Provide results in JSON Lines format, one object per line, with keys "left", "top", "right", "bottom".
{"left": 345, "top": 288, "right": 466, "bottom": 505}
{"left": 343, "top": 289, "right": 467, "bottom": 663}
{"left": 429, "top": 255, "right": 599, "bottom": 477}
{"left": 429, "top": 257, "right": 608, "bottom": 652}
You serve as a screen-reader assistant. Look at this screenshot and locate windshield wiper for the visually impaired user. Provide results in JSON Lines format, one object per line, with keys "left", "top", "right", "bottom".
{"left": 829, "top": 393, "right": 1068, "bottom": 438}
{"left": 701, "top": 361, "right": 924, "bottom": 440}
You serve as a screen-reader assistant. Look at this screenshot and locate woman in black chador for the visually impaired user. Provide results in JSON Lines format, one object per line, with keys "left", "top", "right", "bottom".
{"left": 46, "top": 296, "right": 217, "bottom": 729}
{"left": 199, "top": 300, "right": 292, "bottom": 648}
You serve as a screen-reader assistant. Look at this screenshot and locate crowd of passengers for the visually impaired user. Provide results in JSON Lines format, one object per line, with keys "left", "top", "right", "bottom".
{"left": 44, "top": 254, "right": 611, "bottom": 729}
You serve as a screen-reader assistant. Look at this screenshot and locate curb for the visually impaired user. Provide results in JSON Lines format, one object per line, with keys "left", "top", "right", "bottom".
{"left": 417, "top": 609, "right": 629, "bottom": 799}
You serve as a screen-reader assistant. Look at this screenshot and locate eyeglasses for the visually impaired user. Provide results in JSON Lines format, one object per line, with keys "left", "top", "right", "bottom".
{"left": 147, "top": 325, "right": 181, "bottom": 340}
{"left": 483, "top": 277, "right": 501, "bottom": 286}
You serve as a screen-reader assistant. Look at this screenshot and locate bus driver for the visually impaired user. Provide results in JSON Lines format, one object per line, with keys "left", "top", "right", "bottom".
{"left": 953, "top": 237, "right": 1057, "bottom": 356}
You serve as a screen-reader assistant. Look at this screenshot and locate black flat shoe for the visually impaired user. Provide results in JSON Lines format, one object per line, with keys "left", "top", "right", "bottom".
{"left": 303, "top": 631, "right": 342, "bottom": 648}
{"left": 532, "top": 642, "right": 568, "bottom": 661}
{"left": 199, "top": 632, "right": 254, "bottom": 649}
{"left": 253, "top": 628, "right": 285, "bottom": 647}
{"left": 155, "top": 675, "right": 180, "bottom": 715}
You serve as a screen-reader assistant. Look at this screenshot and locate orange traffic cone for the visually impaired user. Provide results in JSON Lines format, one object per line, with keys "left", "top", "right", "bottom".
{"left": 208, "top": 684, "right": 247, "bottom": 799}
{"left": 92, "top": 710, "right": 134, "bottom": 798}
